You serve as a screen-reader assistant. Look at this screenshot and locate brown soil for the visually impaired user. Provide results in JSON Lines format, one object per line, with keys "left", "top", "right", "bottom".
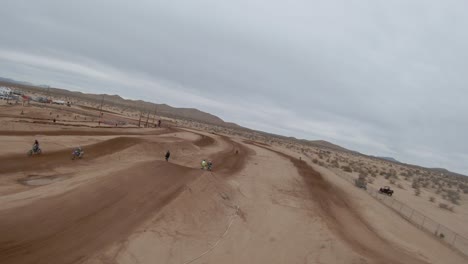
{"left": 0, "top": 134, "right": 246, "bottom": 264}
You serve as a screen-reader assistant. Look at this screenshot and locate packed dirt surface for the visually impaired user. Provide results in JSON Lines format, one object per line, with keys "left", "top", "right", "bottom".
{"left": 0, "top": 104, "right": 466, "bottom": 264}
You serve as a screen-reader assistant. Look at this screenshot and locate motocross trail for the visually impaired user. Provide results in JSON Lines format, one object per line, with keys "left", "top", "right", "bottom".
{"left": 0, "top": 137, "right": 144, "bottom": 174}
{"left": 0, "top": 134, "right": 247, "bottom": 264}
{"left": 247, "top": 142, "right": 429, "bottom": 264}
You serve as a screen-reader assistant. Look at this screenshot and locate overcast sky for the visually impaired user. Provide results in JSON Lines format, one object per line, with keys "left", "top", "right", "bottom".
{"left": 1, "top": 0, "right": 467, "bottom": 174}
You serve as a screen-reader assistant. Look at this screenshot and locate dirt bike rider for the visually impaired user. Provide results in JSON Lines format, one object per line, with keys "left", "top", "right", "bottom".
{"left": 32, "top": 140, "right": 40, "bottom": 152}
{"left": 207, "top": 160, "right": 213, "bottom": 171}
{"left": 74, "top": 146, "right": 83, "bottom": 156}
{"left": 201, "top": 159, "right": 207, "bottom": 170}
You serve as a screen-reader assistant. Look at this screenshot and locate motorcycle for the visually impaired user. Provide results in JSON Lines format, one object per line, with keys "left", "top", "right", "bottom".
{"left": 27, "top": 147, "right": 42, "bottom": 156}
{"left": 71, "top": 149, "right": 84, "bottom": 160}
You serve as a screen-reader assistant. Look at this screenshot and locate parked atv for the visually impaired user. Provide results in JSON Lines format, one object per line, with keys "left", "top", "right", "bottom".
{"left": 27, "top": 147, "right": 42, "bottom": 156}
{"left": 379, "top": 186, "right": 394, "bottom": 196}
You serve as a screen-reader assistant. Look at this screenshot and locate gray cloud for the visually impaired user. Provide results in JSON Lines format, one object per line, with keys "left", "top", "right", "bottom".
{"left": 1, "top": 0, "right": 468, "bottom": 174}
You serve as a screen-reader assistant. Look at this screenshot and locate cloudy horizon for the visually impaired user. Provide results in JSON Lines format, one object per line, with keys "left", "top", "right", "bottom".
{"left": 1, "top": 0, "right": 468, "bottom": 175}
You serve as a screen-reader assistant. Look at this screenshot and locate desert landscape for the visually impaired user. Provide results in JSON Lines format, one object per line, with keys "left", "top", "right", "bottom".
{"left": 0, "top": 83, "right": 467, "bottom": 264}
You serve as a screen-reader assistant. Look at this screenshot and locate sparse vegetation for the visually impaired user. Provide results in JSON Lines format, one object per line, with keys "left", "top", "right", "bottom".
{"left": 341, "top": 166, "right": 352, "bottom": 173}
{"left": 414, "top": 188, "right": 421, "bottom": 196}
{"left": 439, "top": 203, "right": 454, "bottom": 212}
{"left": 429, "top": 196, "right": 436, "bottom": 203}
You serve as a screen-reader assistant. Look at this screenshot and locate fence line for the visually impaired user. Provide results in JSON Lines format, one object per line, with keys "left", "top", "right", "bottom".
{"left": 329, "top": 168, "right": 468, "bottom": 256}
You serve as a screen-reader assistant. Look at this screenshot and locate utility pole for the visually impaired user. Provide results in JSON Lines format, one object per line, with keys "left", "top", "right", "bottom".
{"left": 151, "top": 105, "right": 157, "bottom": 127}
{"left": 98, "top": 94, "right": 104, "bottom": 126}
{"left": 145, "top": 108, "right": 150, "bottom": 127}
{"left": 138, "top": 110, "right": 143, "bottom": 127}
{"left": 99, "top": 94, "right": 104, "bottom": 114}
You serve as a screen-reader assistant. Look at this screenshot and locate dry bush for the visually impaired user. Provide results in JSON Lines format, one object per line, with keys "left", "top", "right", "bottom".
{"left": 330, "top": 159, "right": 340, "bottom": 168}
{"left": 412, "top": 179, "right": 420, "bottom": 189}
{"left": 439, "top": 203, "right": 454, "bottom": 212}
{"left": 397, "top": 183, "right": 405, "bottom": 189}
{"left": 446, "top": 190, "right": 461, "bottom": 205}
{"left": 461, "top": 185, "right": 468, "bottom": 194}
{"left": 389, "top": 179, "right": 396, "bottom": 185}
{"left": 367, "top": 177, "right": 374, "bottom": 184}
{"left": 414, "top": 188, "right": 421, "bottom": 196}
{"left": 341, "top": 166, "right": 352, "bottom": 173}
{"left": 429, "top": 196, "right": 436, "bottom": 203}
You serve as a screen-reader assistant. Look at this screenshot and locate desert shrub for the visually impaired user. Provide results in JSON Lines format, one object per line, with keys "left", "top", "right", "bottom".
{"left": 367, "top": 177, "right": 374, "bottom": 184}
{"left": 389, "top": 179, "right": 396, "bottom": 185}
{"left": 330, "top": 160, "right": 340, "bottom": 168}
{"left": 439, "top": 233, "right": 445, "bottom": 239}
{"left": 397, "top": 183, "right": 404, "bottom": 189}
{"left": 412, "top": 180, "right": 420, "bottom": 189}
{"left": 414, "top": 188, "right": 421, "bottom": 196}
{"left": 446, "top": 190, "right": 461, "bottom": 205}
{"left": 429, "top": 196, "right": 436, "bottom": 203}
{"left": 439, "top": 203, "right": 454, "bottom": 212}
{"left": 341, "top": 166, "right": 352, "bottom": 173}
{"left": 312, "top": 159, "right": 318, "bottom": 164}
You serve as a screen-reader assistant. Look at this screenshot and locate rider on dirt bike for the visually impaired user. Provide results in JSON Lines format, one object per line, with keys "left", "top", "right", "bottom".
{"left": 33, "top": 140, "right": 39, "bottom": 152}
{"left": 74, "top": 147, "right": 83, "bottom": 156}
{"left": 71, "top": 146, "right": 84, "bottom": 160}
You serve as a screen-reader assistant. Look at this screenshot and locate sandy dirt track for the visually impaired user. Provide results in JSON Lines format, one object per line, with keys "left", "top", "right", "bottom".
{"left": 0, "top": 130, "right": 248, "bottom": 264}
{"left": 0, "top": 121, "right": 465, "bottom": 264}
{"left": 0, "top": 137, "right": 144, "bottom": 174}
{"left": 263, "top": 144, "right": 428, "bottom": 264}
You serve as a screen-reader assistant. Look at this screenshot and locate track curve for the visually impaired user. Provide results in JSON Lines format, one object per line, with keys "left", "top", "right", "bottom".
{"left": 0, "top": 133, "right": 248, "bottom": 264}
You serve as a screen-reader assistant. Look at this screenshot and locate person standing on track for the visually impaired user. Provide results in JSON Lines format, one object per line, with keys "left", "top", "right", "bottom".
{"left": 165, "top": 150, "right": 171, "bottom": 162}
